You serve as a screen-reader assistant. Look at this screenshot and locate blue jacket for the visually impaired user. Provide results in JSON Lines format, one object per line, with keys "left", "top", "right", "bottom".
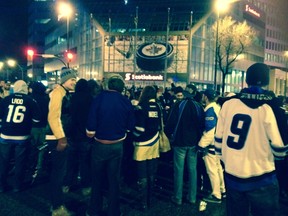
{"left": 86, "top": 90, "right": 135, "bottom": 142}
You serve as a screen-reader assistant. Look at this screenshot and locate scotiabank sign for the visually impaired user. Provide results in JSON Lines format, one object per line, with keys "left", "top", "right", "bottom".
{"left": 245, "top": 4, "right": 261, "bottom": 18}
{"left": 243, "top": 4, "right": 265, "bottom": 28}
{"left": 125, "top": 73, "right": 164, "bottom": 81}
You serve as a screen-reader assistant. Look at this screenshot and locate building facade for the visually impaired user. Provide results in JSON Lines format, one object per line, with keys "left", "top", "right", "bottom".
{"left": 28, "top": 0, "right": 288, "bottom": 95}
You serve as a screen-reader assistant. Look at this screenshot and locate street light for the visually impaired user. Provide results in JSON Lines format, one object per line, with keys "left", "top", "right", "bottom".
{"left": 36, "top": 53, "right": 68, "bottom": 84}
{"left": 0, "top": 59, "right": 24, "bottom": 81}
{"left": 26, "top": 48, "right": 68, "bottom": 83}
{"left": 40, "top": 54, "right": 67, "bottom": 67}
{"left": 7, "top": 59, "right": 24, "bottom": 80}
{"left": 27, "top": 49, "right": 34, "bottom": 80}
{"left": 58, "top": 2, "right": 73, "bottom": 67}
{"left": 213, "top": 0, "right": 229, "bottom": 91}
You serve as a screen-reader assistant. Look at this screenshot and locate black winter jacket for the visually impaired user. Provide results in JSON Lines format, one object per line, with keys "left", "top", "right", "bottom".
{"left": 165, "top": 98, "right": 204, "bottom": 147}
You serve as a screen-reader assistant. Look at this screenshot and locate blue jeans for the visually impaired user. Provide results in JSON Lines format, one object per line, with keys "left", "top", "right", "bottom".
{"left": 0, "top": 140, "right": 29, "bottom": 190}
{"left": 88, "top": 140, "right": 123, "bottom": 216}
{"left": 226, "top": 182, "right": 279, "bottom": 216}
{"left": 173, "top": 146, "right": 197, "bottom": 202}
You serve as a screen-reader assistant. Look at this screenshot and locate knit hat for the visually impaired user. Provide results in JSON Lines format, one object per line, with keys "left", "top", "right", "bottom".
{"left": 14, "top": 80, "right": 28, "bottom": 94}
{"left": 60, "top": 67, "right": 77, "bottom": 84}
{"left": 203, "top": 89, "right": 218, "bottom": 100}
{"left": 245, "top": 63, "right": 270, "bottom": 86}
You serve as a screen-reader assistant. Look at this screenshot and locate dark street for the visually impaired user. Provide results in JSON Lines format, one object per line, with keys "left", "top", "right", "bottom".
{"left": 0, "top": 157, "right": 287, "bottom": 216}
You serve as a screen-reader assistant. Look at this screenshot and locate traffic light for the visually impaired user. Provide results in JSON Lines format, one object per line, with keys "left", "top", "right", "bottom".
{"left": 27, "top": 49, "right": 34, "bottom": 61}
{"left": 66, "top": 52, "right": 74, "bottom": 62}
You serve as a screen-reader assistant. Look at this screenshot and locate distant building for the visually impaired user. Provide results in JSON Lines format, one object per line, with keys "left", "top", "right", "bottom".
{"left": 27, "top": 0, "right": 288, "bottom": 95}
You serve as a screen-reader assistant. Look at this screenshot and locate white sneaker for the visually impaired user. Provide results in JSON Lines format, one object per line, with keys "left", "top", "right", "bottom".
{"left": 51, "top": 205, "right": 71, "bottom": 216}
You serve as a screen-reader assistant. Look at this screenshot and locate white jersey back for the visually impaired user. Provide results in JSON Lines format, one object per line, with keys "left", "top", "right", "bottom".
{"left": 215, "top": 98, "right": 284, "bottom": 178}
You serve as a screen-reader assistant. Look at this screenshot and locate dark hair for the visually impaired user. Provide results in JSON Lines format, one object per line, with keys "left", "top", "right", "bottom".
{"left": 108, "top": 77, "right": 124, "bottom": 93}
{"left": 75, "top": 78, "right": 88, "bottom": 93}
{"left": 194, "top": 90, "right": 202, "bottom": 103}
{"left": 173, "top": 86, "right": 183, "bottom": 94}
{"left": 32, "top": 81, "right": 46, "bottom": 95}
{"left": 246, "top": 63, "right": 270, "bottom": 86}
{"left": 88, "top": 79, "right": 101, "bottom": 97}
{"left": 203, "top": 89, "right": 218, "bottom": 101}
{"left": 138, "top": 86, "right": 157, "bottom": 105}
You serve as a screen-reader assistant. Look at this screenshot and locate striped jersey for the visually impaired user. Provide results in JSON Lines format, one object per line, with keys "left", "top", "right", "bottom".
{"left": 215, "top": 96, "right": 288, "bottom": 191}
{"left": 133, "top": 99, "right": 161, "bottom": 146}
{"left": 0, "top": 93, "right": 40, "bottom": 141}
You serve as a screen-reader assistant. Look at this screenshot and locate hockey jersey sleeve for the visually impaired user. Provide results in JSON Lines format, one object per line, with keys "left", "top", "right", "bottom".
{"left": 199, "top": 104, "right": 219, "bottom": 149}
{"left": 214, "top": 106, "right": 225, "bottom": 156}
{"left": 133, "top": 106, "right": 145, "bottom": 137}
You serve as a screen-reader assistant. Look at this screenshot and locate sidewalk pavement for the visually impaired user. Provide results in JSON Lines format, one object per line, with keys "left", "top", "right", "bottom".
{"left": 0, "top": 158, "right": 287, "bottom": 216}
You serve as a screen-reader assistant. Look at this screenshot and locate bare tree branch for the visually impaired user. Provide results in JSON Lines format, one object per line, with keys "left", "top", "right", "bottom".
{"left": 212, "top": 16, "right": 257, "bottom": 94}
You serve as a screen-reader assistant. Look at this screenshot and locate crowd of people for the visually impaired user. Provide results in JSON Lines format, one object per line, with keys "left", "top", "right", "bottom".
{"left": 0, "top": 63, "right": 287, "bottom": 216}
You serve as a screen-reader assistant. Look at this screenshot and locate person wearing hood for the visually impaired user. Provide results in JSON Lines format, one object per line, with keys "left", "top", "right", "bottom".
{"left": 29, "top": 82, "right": 50, "bottom": 174}
{"left": 62, "top": 78, "right": 95, "bottom": 196}
{"left": 0, "top": 80, "right": 41, "bottom": 192}
{"left": 214, "top": 63, "right": 288, "bottom": 216}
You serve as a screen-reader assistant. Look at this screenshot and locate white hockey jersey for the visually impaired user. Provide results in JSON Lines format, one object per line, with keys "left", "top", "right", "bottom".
{"left": 215, "top": 97, "right": 288, "bottom": 190}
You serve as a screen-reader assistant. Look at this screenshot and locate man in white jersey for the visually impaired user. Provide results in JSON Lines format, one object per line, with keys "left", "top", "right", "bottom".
{"left": 215, "top": 63, "right": 288, "bottom": 216}
{"left": 199, "top": 89, "right": 225, "bottom": 204}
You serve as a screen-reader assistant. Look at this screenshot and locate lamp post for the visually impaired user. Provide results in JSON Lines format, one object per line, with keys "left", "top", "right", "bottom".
{"left": 133, "top": 6, "right": 138, "bottom": 87}
{"left": 58, "top": 2, "right": 73, "bottom": 67}
{"left": 213, "top": 10, "right": 220, "bottom": 90}
{"left": 164, "top": 8, "right": 170, "bottom": 89}
{"left": 7, "top": 59, "right": 24, "bottom": 80}
{"left": 0, "top": 62, "right": 6, "bottom": 80}
{"left": 187, "top": 11, "right": 193, "bottom": 84}
{"left": 284, "top": 51, "right": 288, "bottom": 97}
{"left": 37, "top": 53, "right": 67, "bottom": 84}
{"left": 40, "top": 54, "right": 67, "bottom": 67}
{"left": 27, "top": 49, "right": 34, "bottom": 80}
{"left": 0, "top": 59, "right": 24, "bottom": 81}
{"left": 213, "top": 0, "right": 229, "bottom": 91}
{"left": 0, "top": 61, "right": 10, "bottom": 80}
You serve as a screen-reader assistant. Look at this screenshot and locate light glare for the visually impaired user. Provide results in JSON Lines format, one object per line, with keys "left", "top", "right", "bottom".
{"left": 215, "top": 0, "right": 230, "bottom": 13}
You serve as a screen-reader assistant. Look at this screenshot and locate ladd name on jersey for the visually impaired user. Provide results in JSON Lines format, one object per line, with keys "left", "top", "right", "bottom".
{"left": 11, "top": 98, "right": 24, "bottom": 105}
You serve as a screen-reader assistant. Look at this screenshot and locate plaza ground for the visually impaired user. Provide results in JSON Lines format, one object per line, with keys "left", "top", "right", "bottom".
{"left": 0, "top": 155, "right": 287, "bottom": 216}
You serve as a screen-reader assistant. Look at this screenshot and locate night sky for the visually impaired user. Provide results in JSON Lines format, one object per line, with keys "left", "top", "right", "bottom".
{"left": 0, "top": 1, "right": 28, "bottom": 65}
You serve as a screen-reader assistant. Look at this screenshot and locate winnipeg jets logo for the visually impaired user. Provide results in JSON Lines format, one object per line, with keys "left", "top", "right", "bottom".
{"left": 142, "top": 43, "right": 166, "bottom": 56}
